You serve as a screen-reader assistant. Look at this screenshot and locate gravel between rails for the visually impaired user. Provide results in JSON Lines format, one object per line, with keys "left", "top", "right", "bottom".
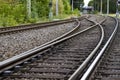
{"left": 88, "top": 15, "right": 105, "bottom": 23}
{"left": 1, "top": 23, "right": 101, "bottom": 80}
{"left": 0, "top": 15, "right": 102, "bottom": 62}
{"left": 0, "top": 22, "right": 76, "bottom": 61}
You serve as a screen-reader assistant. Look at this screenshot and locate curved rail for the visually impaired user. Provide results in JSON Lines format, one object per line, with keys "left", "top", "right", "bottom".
{"left": 81, "top": 17, "right": 119, "bottom": 80}
{"left": 21, "top": 17, "right": 94, "bottom": 52}
{"left": 0, "top": 16, "right": 100, "bottom": 76}
{"left": 0, "top": 18, "right": 81, "bottom": 73}
{"left": 68, "top": 16, "right": 106, "bottom": 80}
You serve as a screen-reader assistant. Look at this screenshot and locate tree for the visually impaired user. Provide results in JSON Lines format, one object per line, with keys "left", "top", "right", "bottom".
{"left": 93, "top": 0, "right": 116, "bottom": 13}
{"left": 63, "top": 0, "right": 71, "bottom": 14}
{"left": 26, "top": 0, "right": 31, "bottom": 19}
{"left": 52, "top": 0, "right": 64, "bottom": 15}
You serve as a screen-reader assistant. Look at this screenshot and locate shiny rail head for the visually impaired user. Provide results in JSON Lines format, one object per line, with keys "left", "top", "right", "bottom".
{"left": 68, "top": 15, "right": 106, "bottom": 80}
{"left": 81, "top": 17, "right": 119, "bottom": 80}
{"left": 0, "top": 15, "right": 105, "bottom": 79}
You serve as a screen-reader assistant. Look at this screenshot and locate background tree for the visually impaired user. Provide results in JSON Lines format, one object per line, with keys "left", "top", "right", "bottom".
{"left": 52, "top": 0, "right": 64, "bottom": 15}
{"left": 63, "top": 0, "right": 71, "bottom": 14}
{"left": 93, "top": 0, "right": 116, "bottom": 13}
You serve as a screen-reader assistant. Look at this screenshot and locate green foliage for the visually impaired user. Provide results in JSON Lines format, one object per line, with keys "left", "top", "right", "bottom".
{"left": 93, "top": 0, "right": 116, "bottom": 13}
{"left": 36, "top": 0, "right": 49, "bottom": 17}
{"left": 63, "top": 0, "right": 71, "bottom": 14}
{"left": 72, "top": 9, "right": 80, "bottom": 16}
{"left": 52, "top": 0, "right": 64, "bottom": 15}
{"left": 93, "top": 10, "right": 99, "bottom": 14}
{"left": 0, "top": 0, "right": 26, "bottom": 27}
{"left": 0, "top": 15, "right": 18, "bottom": 27}
{"left": 0, "top": 0, "right": 80, "bottom": 27}
{"left": 28, "top": 18, "right": 38, "bottom": 23}
{"left": 12, "top": 4, "right": 26, "bottom": 23}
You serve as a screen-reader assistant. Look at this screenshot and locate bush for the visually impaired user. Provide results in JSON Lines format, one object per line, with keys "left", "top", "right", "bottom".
{"left": 63, "top": 0, "right": 71, "bottom": 14}
{"left": 28, "top": 18, "right": 37, "bottom": 23}
{"left": 0, "top": 15, "right": 18, "bottom": 27}
{"left": 93, "top": 10, "right": 99, "bottom": 14}
{"left": 72, "top": 9, "right": 80, "bottom": 16}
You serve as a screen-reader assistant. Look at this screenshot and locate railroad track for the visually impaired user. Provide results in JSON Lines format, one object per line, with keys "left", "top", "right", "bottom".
{"left": 0, "top": 17, "right": 81, "bottom": 61}
{"left": 0, "top": 18, "right": 82, "bottom": 34}
{"left": 79, "top": 16, "right": 119, "bottom": 80}
{"left": 0, "top": 15, "right": 107, "bottom": 80}
{"left": 0, "top": 15, "right": 94, "bottom": 62}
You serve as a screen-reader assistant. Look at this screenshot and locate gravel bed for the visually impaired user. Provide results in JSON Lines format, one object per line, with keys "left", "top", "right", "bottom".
{"left": 0, "top": 22, "right": 76, "bottom": 61}
{"left": 88, "top": 15, "right": 105, "bottom": 23}
{"left": 0, "top": 15, "right": 104, "bottom": 61}
{"left": 79, "top": 19, "right": 94, "bottom": 30}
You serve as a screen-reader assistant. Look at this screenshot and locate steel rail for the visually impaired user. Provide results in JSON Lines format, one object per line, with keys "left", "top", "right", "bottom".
{"left": 0, "top": 18, "right": 74, "bottom": 30}
{"left": 68, "top": 16, "right": 106, "bottom": 80}
{"left": 31, "top": 19, "right": 81, "bottom": 48}
{"left": 27, "top": 17, "right": 94, "bottom": 50}
{"left": 0, "top": 15, "right": 88, "bottom": 33}
{"left": 81, "top": 17, "right": 119, "bottom": 80}
{"left": 0, "top": 19, "right": 76, "bottom": 34}
{"left": 0, "top": 18, "right": 81, "bottom": 73}
{"left": 0, "top": 16, "right": 97, "bottom": 74}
